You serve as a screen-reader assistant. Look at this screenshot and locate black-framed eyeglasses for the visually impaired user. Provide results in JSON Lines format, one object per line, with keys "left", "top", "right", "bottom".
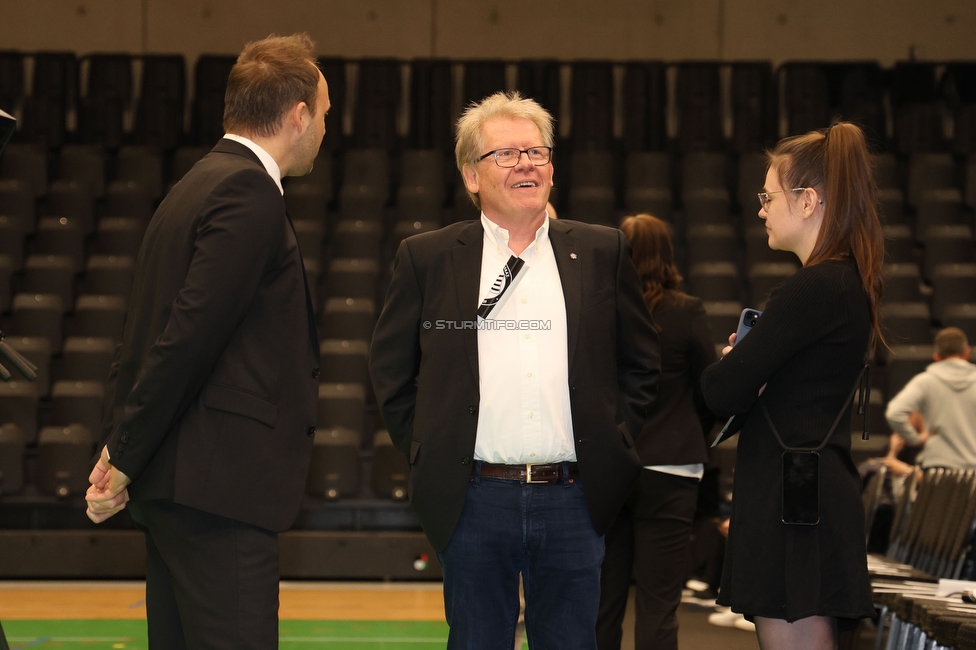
{"left": 757, "top": 187, "right": 807, "bottom": 210}
{"left": 476, "top": 146, "right": 552, "bottom": 168}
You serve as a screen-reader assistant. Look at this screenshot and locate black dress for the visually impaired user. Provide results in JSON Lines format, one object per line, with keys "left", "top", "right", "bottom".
{"left": 700, "top": 259, "right": 875, "bottom": 622}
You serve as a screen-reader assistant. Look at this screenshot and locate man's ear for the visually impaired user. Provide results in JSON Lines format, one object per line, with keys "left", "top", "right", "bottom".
{"left": 288, "top": 102, "right": 308, "bottom": 133}
{"left": 461, "top": 163, "right": 479, "bottom": 194}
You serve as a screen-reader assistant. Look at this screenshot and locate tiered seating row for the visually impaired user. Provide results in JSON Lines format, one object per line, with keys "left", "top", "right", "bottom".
{"left": 2, "top": 54, "right": 976, "bottom": 155}
{"left": 3, "top": 55, "right": 976, "bottom": 510}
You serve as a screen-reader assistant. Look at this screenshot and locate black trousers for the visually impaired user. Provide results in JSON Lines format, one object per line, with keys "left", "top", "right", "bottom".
{"left": 128, "top": 500, "right": 280, "bottom": 650}
{"left": 596, "top": 470, "right": 699, "bottom": 650}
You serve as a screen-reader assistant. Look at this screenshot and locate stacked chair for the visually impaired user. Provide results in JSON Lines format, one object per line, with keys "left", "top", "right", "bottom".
{"left": 868, "top": 468, "right": 976, "bottom": 649}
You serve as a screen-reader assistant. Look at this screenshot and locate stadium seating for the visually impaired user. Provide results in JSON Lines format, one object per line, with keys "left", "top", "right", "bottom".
{"left": 4, "top": 50, "right": 976, "bottom": 531}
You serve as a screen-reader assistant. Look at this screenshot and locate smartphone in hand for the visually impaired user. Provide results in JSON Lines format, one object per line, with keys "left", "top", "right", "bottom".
{"left": 734, "top": 308, "right": 762, "bottom": 345}
{"left": 711, "top": 307, "right": 763, "bottom": 448}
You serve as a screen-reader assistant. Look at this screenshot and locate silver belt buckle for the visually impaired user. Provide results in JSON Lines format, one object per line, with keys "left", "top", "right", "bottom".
{"left": 525, "top": 463, "right": 545, "bottom": 484}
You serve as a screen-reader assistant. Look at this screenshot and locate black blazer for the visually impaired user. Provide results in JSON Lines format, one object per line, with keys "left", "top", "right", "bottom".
{"left": 636, "top": 292, "right": 716, "bottom": 466}
{"left": 369, "top": 219, "right": 661, "bottom": 551}
{"left": 102, "top": 139, "right": 320, "bottom": 533}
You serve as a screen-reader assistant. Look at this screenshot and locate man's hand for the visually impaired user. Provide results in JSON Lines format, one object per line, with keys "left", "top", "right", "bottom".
{"left": 884, "top": 432, "right": 916, "bottom": 477}
{"left": 887, "top": 432, "right": 906, "bottom": 459}
{"left": 883, "top": 456, "right": 915, "bottom": 477}
{"left": 908, "top": 411, "right": 934, "bottom": 443}
{"left": 86, "top": 445, "right": 132, "bottom": 523}
{"left": 717, "top": 518, "right": 730, "bottom": 537}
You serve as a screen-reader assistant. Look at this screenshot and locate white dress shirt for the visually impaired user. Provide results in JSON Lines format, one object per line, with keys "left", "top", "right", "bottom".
{"left": 473, "top": 213, "right": 576, "bottom": 464}
{"left": 223, "top": 133, "right": 283, "bottom": 195}
{"left": 645, "top": 463, "right": 704, "bottom": 479}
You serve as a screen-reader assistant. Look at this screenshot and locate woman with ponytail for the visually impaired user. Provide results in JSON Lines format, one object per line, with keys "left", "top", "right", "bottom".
{"left": 701, "top": 123, "right": 884, "bottom": 650}
{"left": 597, "top": 214, "right": 717, "bottom": 650}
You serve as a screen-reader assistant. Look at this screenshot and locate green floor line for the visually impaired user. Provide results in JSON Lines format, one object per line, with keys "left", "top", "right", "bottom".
{"left": 3, "top": 620, "right": 453, "bottom": 649}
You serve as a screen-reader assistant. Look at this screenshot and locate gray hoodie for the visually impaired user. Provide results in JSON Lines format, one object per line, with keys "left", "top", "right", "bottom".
{"left": 885, "top": 357, "right": 976, "bottom": 470}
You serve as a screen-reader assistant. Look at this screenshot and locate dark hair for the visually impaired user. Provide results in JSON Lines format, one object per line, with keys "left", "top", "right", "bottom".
{"left": 935, "top": 327, "right": 969, "bottom": 359}
{"left": 223, "top": 33, "right": 321, "bottom": 138}
{"left": 767, "top": 122, "right": 886, "bottom": 349}
{"left": 619, "top": 214, "right": 683, "bottom": 320}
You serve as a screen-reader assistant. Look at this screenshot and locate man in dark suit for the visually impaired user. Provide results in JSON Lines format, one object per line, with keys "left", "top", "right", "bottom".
{"left": 84, "top": 34, "right": 327, "bottom": 649}
{"left": 369, "top": 91, "right": 660, "bottom": 649}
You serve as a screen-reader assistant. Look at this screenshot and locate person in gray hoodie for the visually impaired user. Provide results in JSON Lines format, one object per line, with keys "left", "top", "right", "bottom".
{"left": 886, "top": 327, "right": 976, "bottom": 470}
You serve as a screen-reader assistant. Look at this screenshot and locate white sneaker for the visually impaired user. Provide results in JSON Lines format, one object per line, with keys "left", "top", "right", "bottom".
{"left": 682, "top": 591, "right": 718, "bottom": 607}
{"left": 708, "top": 608, "right": 755, "bottom": 632}
{"left": 707, "top": 608, "right": 739, "bottom": 627}
{"left": 733, "top": 615, "right": 756, "bottom": 632}
{"left": 685, "top": 579, "right": 710, "bottom": 592}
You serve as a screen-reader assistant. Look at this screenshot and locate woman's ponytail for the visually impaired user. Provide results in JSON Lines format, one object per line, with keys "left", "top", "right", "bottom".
{"left": 771, "top": 122, "right": 887, "bottom": 351}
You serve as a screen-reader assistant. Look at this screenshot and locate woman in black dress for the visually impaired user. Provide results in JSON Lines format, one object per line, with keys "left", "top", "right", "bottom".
{"left": 597, "top": 214, "right": 716, "bottom": 650}
{"left": 701, "top": 123, "right": 885, "bottom": 650}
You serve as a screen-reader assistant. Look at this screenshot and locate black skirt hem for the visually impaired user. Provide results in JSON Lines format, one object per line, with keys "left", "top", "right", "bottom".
{"left": 716, "top": 601, "right": 874, "bottom": 627}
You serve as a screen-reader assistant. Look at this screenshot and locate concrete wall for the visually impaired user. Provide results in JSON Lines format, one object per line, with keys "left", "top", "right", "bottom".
{"left": 0, "top": 0, "right": 973, "bottom": 65}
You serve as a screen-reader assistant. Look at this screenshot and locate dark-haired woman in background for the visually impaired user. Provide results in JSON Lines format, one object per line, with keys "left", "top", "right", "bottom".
{"left": 701, "top": 122, "right": 885, "bottom": 650}
{"left": 596, "top": 214, "right": 716, "bottom": 650}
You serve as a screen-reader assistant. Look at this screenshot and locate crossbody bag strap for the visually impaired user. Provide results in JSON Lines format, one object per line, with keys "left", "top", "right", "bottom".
{"left": 761, "top": 364, "right": 869, "bottom": 453}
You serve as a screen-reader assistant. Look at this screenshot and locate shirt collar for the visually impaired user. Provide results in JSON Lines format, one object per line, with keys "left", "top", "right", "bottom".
{"left": 223, "top": 133, "right": 283, "bottom": 195}
{"left": 480, "top": 212, "right": 551, "bottom": 258}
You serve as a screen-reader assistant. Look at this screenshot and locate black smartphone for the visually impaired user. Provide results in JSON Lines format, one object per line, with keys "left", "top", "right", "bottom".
{"left": 782, "top": 451, "right": 820, "bottom": 525}
{"left": 735, "top": 308, "right": 762, "bottom": 344}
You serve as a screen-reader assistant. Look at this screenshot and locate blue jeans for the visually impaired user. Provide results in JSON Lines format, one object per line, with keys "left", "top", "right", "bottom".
{"left": 437, "top": 462, "right": 605, "bottom": 650}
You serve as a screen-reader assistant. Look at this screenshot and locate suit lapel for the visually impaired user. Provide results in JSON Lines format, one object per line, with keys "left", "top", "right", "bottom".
{"left": 453, "top": 221, "right": 485, "bottom": 383}
{"left": 549, "top": 220, "right": 581, "bottom": 372}
{"left": 284, "top": 209, "right": 320, "bottom": 352}
{"left": 223, "top": 137, "right": 315, "bottom": 352}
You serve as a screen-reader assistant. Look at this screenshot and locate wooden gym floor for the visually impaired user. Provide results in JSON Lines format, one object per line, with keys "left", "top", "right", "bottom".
{"left": 0, "top": 580, "right": 774, "bottom": 649}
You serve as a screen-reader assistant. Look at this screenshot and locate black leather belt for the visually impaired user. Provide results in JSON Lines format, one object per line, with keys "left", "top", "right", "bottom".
{"left": 475, "top": 462, "right": 579, "bottom": 484}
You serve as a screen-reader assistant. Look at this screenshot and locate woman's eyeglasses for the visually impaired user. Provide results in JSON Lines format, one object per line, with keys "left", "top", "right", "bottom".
{"left": 757, "top": 187, "right": 807, "bottom": 210}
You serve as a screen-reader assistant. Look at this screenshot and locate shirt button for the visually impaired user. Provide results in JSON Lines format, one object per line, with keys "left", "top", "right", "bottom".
{"left": 312, "top": 368, "right": 321, "bottom": 378}
{"left": 521, "top": 298, "right": 527, "bottom": 304}
{"left": 468, "top": 405, "right": 477, "bottom": 415}
{"left": 307, "top": 426, "right": 316, "bottom": 437}
{"left": 527, "top": 372, "right": 532, "bottom": 377}
{"left": 528, "top": 412, "right": 534, "bottom": 418}
{"left": 530, "top": 452, "right": 536, "bottom": 457}
{"left": 461, "top": 456, "right": 471, "bottom": 465}
{"left": 524, "top": 334, "right": 530, "bottom": 339}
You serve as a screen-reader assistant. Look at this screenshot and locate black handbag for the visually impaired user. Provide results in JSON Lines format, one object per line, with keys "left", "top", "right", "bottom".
{"left": 762, "top": 365, "right": 870, "bottom": 526}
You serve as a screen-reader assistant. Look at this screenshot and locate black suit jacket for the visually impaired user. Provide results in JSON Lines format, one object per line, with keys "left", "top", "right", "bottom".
{"left": 369, "top": 218, "right": 660, "bottom": 551}
{"left": 636, "top": 292, "right": 717, "bottom": 466}
{"left": 102, "top": 139, "right": 320, "bottom": 533}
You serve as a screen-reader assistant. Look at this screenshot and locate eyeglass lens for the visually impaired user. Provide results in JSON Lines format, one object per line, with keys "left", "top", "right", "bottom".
{"left": 493, "top": 148, "right": 550, "bottom": 167}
